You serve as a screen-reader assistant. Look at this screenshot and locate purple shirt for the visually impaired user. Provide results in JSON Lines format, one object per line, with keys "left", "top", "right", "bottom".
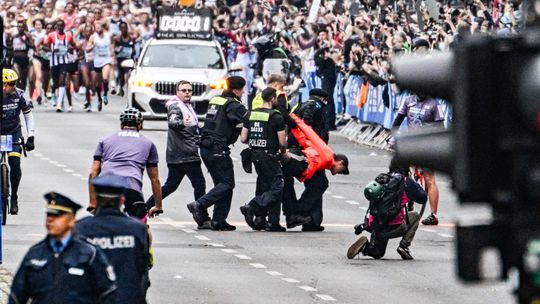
{"left": 398, "top": 96, "right": 443, "bottom": 129}
{"left": 94, "top": 130, "right": 159, "bottom": 192}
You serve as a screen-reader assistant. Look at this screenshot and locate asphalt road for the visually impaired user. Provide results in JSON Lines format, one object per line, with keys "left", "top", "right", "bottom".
{"left": 2, "top": 95, "right": 513, "bottom": 303}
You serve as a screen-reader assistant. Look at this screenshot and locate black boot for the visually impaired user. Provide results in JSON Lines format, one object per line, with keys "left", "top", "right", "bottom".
{"left": 187, "top": 201, "right": 207, "bottom": 226}
{"left": 240, "top": 204, "right": 256, "bottom": 228}
{"left": 211, "top": 221, "right": 236, "bottom": 231}
{"left": 286, "top": 214, "right": 312, "bottom": 229}
{"left": 10, "top": 199, "right": 18, "bottom": 215}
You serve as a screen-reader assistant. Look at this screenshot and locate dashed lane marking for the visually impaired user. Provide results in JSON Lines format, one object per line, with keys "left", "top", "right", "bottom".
{"left": 346, "top": 200, "right": 360, "bottom": 205}
{"left": 182, "top": 228, "right": 197, "bottom": 233}
{"left": 56, "top": 164, "right": 66, "bottom": 168}
{"left": 332, "top": 195, "right": 344, "bottom": 199}
{"left": 207, "top": 243, "right": 225, "bottom": 248}
{"left": 421, "top": 228, "right": 437, "bottom": 233}
{"left": 174, "top": 275, "right": 183, "bottom": 279}
{"left": 63, "top": 168, "right": 74, "bottom": 173}
{"left": 234, "top": 254, "right": 252, "bottom": 260}
{"left": 282, "top": 278, "right": 300, "bottom": 283}
{"left": 48, "top": 160, "right": 58, "bottom": 164}
{"left": 194, "top": 235, "right": 210, "bottom": 241}
{"left": 250, "top": 263, "right": 267, "bottom": 269}
{"left": 298, "top": 286, "right": 318, "bottom": 292}
{"left": 80, "top": 177, "right": 87, "bottom": 181}
{"left": 266, "top": 271, "right": 283, "bottom": 276}
{"left": 221, "top": 249, "right": 237, "bottom": 253}
{"left": 359, "top": 206, "right": 368, "bottom": 210}
{"left": 34, "top": 153, "right": 43, "bottom": 157}
{"left": 369, "top": 152, "right": 378, "bottom": 156}
{"left": 439, "top": 233, "right": 454, "bottom": 238}
{"left": 72, "top": 173, "right": 83, "bottom": 177}
{"left": 41, "top": 157, "right": 50, "bottom": 161}
{"left": 316, "top": 294, "right": 337, "bottom": 301}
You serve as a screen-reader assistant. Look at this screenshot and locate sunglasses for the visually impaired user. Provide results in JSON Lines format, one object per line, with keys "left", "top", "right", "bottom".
{"left": 5, "top": 82, "right": 16, "bottom": 87}
{"left": 179, "top": 89, "right": 193, "bottom": 93}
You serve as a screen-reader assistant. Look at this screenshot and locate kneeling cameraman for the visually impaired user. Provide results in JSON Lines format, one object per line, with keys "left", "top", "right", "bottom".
{"left": 347, "top": 160, "right": 427, "bottom": 260}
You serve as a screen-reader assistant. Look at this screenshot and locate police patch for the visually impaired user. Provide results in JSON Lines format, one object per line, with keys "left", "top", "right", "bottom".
{"left": 30, "top": 259, "right": 47, "bottom": 267}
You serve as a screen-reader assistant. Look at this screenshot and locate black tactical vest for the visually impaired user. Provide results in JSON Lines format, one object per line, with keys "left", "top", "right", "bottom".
{"left": 248, "top": 108, "right": 279, "bottom": 151}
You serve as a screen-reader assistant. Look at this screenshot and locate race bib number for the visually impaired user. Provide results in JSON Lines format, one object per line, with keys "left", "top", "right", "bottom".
{"left": 56, "top": 44, "right": 68, "bottom": 56}
{"left": 97, "top": 45, "right": 109, "bottom": 57}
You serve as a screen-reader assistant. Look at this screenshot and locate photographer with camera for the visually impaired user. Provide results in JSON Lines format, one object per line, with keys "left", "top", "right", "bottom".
{"left": 314, "top": 29, "right": 338, "bottom": 130}
{"left": 347, "top": 159, "right": 427, "bottom": 260}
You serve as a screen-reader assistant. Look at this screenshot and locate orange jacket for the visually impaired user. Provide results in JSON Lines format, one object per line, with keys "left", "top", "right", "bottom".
{"left": 290, "top": 113, "right": 335, "bottom": 182}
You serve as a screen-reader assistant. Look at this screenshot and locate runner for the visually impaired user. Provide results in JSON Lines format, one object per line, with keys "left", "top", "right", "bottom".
{"left": 114, "top": 21, "right": 136, "bottom": 97}
{"left": 76, "top": 23, "right": 96, "bottom": 111}
{"left": 29, "top": 19, "right": 50, "bottom": 105}
{"left": 86, "top": 21, "right": 114, "bottom": 111}
{"left": 8, "top": 20, "right": 33, "bottom": 92}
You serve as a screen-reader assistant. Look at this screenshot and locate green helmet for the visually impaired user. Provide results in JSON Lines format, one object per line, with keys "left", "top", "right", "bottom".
{"left": 364, "top": 181, "right": 384, "bottom": 201}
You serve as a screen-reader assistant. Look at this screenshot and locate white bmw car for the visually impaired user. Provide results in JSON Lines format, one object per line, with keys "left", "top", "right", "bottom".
{"left": 125, "top": 38, "right": 234, "bottom": 120}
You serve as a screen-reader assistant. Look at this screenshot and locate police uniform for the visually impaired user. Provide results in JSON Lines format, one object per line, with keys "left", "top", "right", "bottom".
{"left": 240, "top": 107, "right": 286, "bottom": 231}
{"left": 251, "top": 89, "right": 288, "bottom": 111}
{"left": 9, "top": 192, "right": 117, "bottom": 304}
{"left": 76, "top": 174, "right": 151, "bottom": 304}
{"left": 189, "top": 76, "right": 247, "bottom": 230}
{"left": 283, "top": 89, "right": 330, "bottom": 231}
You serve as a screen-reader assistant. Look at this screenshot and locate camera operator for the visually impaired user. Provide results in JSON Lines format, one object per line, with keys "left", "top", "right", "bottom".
{"left": 314, "top": 29, "right": 338, "bottom": 130}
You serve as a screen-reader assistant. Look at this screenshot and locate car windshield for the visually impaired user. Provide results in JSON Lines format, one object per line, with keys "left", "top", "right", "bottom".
{"left": 140, "top": 44, "right": 224, "bottom": 69}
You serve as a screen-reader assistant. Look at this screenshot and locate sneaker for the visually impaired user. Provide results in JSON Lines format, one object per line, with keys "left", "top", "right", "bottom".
{"left": 67, "top": 106, "right": 73, "bottom": 112}
{"left": 422, "top": 213, "right": 439, "bottom": 226}
{"left": 36, "top": 96, "right": 42, "bottom": 105}
{"left": 83, "top": 102, "right": 91, "bottom": 110}
{"left": 302, "top": 225, "right": 325, "bottom": 232}
{"left": 265, "top": 223, "right": 286, "bottom": 232}
{"left": 347, "top": 236, "right": 368, "bottom": 259}
{"left": 10, "top": 200, "right": 18, "bottom": 215}
{"left": 51, "top": 95, "right": 57, "bottom": 107}
{"left": 103, "top": 96, "right": 109, "bottom": 105}
{"left": 210, "top": 221, "right": 236, "bottom": 231}
{"left": 118, "top": 88, "right": 125, "bottom": 97}
{"left": 397, "top": 246, "right": 414, "bottom": 260}
{"left": 197, "top": 220, "right": 212, "bottom": 230}
{"left": 240, "top": 205, "right": 256, "bottom": 228}
{"left": 187, "top": 201, "right": 206, "bottom": 227}
{"left": 56, "top": 108, "right": 63, "bottom": 113}
{"left": 286, "top": 214, "right": 312, "bottom": 229}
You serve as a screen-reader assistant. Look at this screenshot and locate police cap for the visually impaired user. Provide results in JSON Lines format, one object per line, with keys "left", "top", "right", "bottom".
{"left": 92, "top": 174, "right": 129, "bottom": 198}
{"left": 334, "top": 153, "right": 350, "bottom": 175}
{"left": 309, "top": 88, "right": 329, "bottom": 98}
{"left": 227, "top": 76, "right": 246, "bottom": 90}
{"left": 44, "top": 192, "right": 82, "bottom": 215}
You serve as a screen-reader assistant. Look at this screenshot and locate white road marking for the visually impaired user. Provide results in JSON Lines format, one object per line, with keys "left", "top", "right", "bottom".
{"left": 174, "top": 275, "right": 183, "bottom": 279}
{"left": 234, "top": 254, "right": 252, "bottom": 260}
{"left": 207, "top": 243, "right": 225, "bottom": 247}
{"left": 250, "top": 263, "right": 267, "bottom": 269}
{"left": 369, "top": 152, "right": 378, "bottom": 156}
{"left": 171, "top": 223, "right": 185, "bottom": 228}
{"left": 182, "top": 229, "right": 197, "bottom": 233}
{"left": 35, "top": 153, "right": 43, "bottom": 157}
{"left": 359, "top": 206, "right": 368, "bottom": 210}
{"left": 298, "top": 286, "right": 318, "bottom": 292}
{"left": 80, "top": 177, "right": 87, "bottom": 181}
{"left": 346, "top": 200, "right": 360, "bottom": 205}
{"left": 41, "top": 157, "right": 50, "bottom": 161}
{"left": 56, "top": 164, "right": 66, "bottom": 168}
{"left": 194, "top": 235, "right": 210, "bottom": 241}
{"left": 221, "top": 249, "right": 237, "bottom": 253}
{"left": 439, "top": 233, "right": 454, "bottom": 238}
{"left": 48, "top": 160, "right": 58, "bottom": 164}
{"left": 421, "top": 228, "right": 437, "bottom": 233}
{"left": 266, "top": 271, "right": 283, "bottom": 276}
{"left": 282, "top": 278, "right": 300, "bottom": 283}
{"left": 316, "top": 294, "right": 337, "bottom": 301}
{"left": 332, "top": 195, "right": 344, "bottom": 199}
{"left": 72, "top": 173, "right": 83, "bottom": 177}
{"left": 63, "top": 168, "right": 74, "bottom": 173}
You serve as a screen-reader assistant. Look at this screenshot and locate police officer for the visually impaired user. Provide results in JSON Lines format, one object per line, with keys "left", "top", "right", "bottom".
{"left": 187, "top": 76, "right": 247, "bottom": 231}
{"left": 283, "top": 88, "right": 331, "bottom": 231}
{"left": 10, "top": 192, "right": 117, "bottom": 304}
{"left": 76, "top": 174, "right": 151, "bottom": 304}
{"left": 239, "top": 88, "right": 287, "bottom": 231}
{"left": 250, "top": 74, "right": 288, "bottom": 112}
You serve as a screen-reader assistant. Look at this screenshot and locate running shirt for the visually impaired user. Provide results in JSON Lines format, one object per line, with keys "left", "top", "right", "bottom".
{"left": 116, "top": 36, "right": 134, "bottom": 59}
{"left": 31, "top": 29, "right": 49, "bottom": 60}
{"left": 1, "top": 88, "right": 33, "bottom": 135}
{"left": 61, "top": 13, "right": 77, "bottom": 30}
{"left": 12, "top": 33, "right": 29, "bottom": 52}
{"left": 43, "top": 31, "right": 75, "bottom": 66}
{"left": 398, "top": 95, "right": 444, "bottom": 129}
{"left": 92, "top": 32, "right": 112, "bottom": 68}
{"left": 93, "top": 130, "right": 159, "bottom": 193}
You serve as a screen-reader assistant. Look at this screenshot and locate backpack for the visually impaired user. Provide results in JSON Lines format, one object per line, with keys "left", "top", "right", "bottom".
{"left": 368, "top": 173, "right": 405, "bottom": 225}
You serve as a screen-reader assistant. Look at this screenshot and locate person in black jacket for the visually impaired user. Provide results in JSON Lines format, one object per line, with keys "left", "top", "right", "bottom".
{"left": 146, "top": 80, "right": 207, "bottom": 228}
{"left": 10, "top": 192, "right": 117, "bottom": 304}
{"left": 314, "top": 37, "right": 338, "bottom": 131}
{"left": 187, "top": 76, "right": 247, "bottom": 231}
{"left": 77, "top": 174, "right": 151, "bottom": 304}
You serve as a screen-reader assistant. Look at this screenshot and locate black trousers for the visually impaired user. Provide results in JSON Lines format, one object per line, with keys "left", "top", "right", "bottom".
{"left": 282, "top": 155, "right": 328, "bottom": 227}
{"left": 363, "top": 212, "right": 421, "bottom": 259}
{"left": 146, "top": 162, "right": 206, "bottom": 208}
{"left": 198, "top": 146, "right": 235, "bottom": 223}
{"left": 249, "top": 151, "right": 284, "bottom": 225}
{"left": 321, "top": 78, "right": 337, "bottom": 130}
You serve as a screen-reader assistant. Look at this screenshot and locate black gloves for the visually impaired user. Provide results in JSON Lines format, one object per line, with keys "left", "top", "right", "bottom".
{"left": 25, "top": 136, "right": 35, "bottom": 151}
{"left": 354, "top": 223, "right": 366, "bottom": 235}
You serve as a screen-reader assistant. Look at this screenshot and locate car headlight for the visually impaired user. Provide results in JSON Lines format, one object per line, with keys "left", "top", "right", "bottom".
{"left": 209, "top": 79, "right": 227, "bottom": 90}
{"left": 131, "top": 76, "right": 153, "bottom": 88}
